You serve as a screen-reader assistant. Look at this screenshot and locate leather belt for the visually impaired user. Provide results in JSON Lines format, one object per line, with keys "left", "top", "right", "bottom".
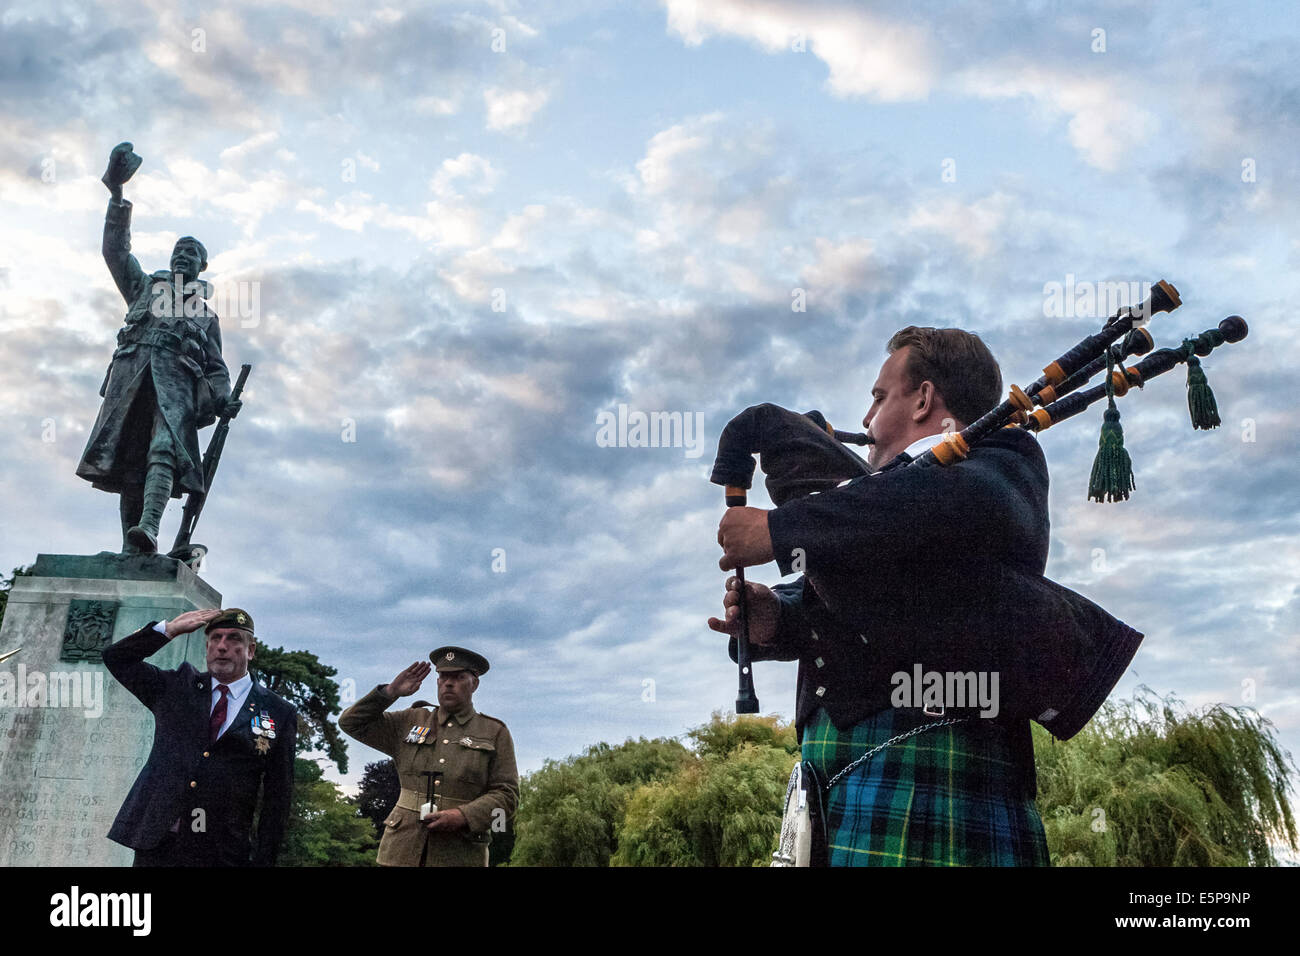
{"left": 397, "top": 788, "right": 426, "bottom": 811}
{"left": 117, "top": 327, "right": 203, "bottom": 355}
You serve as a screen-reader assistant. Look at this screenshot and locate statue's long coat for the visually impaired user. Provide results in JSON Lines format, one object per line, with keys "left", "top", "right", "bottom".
{"left": 77, "top": 199, "right": 230, "bottom": 496}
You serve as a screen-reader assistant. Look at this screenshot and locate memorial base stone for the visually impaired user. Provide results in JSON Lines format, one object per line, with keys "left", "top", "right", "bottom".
{"left": 0, "top": 553, "right": 219, "bottom": 866}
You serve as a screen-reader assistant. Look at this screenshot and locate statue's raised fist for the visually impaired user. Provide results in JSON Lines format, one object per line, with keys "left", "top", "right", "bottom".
{"left": 102, "top": 142, "right": 142, "bottom": 191}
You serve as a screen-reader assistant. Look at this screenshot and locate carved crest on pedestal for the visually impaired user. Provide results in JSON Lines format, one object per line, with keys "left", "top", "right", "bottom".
{"left": 60, "top": 600, "right": 119, "bottom": 663}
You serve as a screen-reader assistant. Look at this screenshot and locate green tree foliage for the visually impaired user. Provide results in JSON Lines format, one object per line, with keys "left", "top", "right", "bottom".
{"left": 509, "top": 736, "right": 691, "bottom": 866}
{"left": 688, "top": 710, "right": 798, "bottom": 759}
{"left": 613, "top": 713, "right": 797, "bottom": 867}
{"left": 1036, "top": 689, "right": 1298, "bottom": 866}
{"left": 613, "top": 738, "right": 792, "bottom": 867}
{"left": 279, "top": 758, "right": 377, "bottom": 866}
{"left": 510, "top": 714, "right": 797, "bottom": 867}
{"left": 354, "top": 758, "right": 400, "bottom": 841}
{"left": 252, "top": 644, "right": 348, "bottom": 772}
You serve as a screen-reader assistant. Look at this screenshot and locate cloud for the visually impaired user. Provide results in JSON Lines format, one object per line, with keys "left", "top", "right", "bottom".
{"left": 959, "top": 63, "right": 1156, "bottom": 171}
{"left": 662, "top": 0, "right": 935, "bottom": 101}
{"left": 430, "top": 153, "right": 500, "bottom": 199}
{"left": 484, "top": 86, "right": 551, "bottom": 131}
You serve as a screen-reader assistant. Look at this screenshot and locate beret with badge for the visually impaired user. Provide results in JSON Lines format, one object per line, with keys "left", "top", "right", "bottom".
{"left": 206, "top": 607, "right": 254, "bottom": 635}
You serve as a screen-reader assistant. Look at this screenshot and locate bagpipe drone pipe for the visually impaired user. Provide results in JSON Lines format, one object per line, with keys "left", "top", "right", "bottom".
{"left": 709, "top": 279, "right": 1249, "bottom": 740}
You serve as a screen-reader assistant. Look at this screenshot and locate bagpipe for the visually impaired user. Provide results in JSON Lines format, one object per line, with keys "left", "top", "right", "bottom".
{"left": 709, "top": 279, "right": 1248, "bottom": 740}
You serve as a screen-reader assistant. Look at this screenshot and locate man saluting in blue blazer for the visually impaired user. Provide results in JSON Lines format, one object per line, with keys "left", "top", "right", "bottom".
{"left": 103, "top": 607, "right": 297, "bottom": 866}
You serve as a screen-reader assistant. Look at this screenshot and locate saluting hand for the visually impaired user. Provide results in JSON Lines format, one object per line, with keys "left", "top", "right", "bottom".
{"left": 385, "top": 661, "right": 431, "bottom": 698}
{"left": 164, "top": 608, "right": 223, "bottom": 639}
{"left": 707, "top": 577, "right": 780, "bottom": 646}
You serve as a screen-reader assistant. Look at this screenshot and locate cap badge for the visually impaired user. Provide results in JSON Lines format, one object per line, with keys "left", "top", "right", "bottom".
{"left": 236, "top": 612, "right": 247, "bottom": 625}
{"left": 445, "top": 652, "right": 454, "bottom": 660}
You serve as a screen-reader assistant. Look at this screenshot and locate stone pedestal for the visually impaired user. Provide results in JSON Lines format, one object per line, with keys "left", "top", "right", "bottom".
{"left": 0, "top": 553, "right": 219, "bottom": 866}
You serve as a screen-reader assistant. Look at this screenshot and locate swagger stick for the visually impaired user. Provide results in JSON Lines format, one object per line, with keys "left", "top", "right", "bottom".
{"left": 169, "top": 363, "right": 252, "bottom": 561}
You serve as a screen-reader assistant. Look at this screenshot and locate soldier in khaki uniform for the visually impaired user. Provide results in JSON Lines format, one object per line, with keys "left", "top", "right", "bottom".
{"left": 340, "top": 646, "right": 518, "bottom": 867}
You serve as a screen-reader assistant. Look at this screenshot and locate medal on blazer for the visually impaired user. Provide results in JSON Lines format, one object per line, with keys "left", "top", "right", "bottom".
{"left": 251, "top": 712, "right": 276, "bottom": 739}
{"left": 255, "top": 735, "right": 271, "bottom": 755}
{"left": 405, "top": 724, "right": 431, "bottom": 744}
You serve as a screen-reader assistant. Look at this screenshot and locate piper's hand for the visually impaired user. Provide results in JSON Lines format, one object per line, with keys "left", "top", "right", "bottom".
{"left": 221, "top": 397, "right": 242, "bottom": 419}
{"left": 708, "top": 576, "right": 780, "bottom": 646}
{"left": 385, "top": 661, "right": 430, "bottom": 698}
{"left": 424, "top": 808, "right": 467, "bottom": 832}
{"left": 164, "top": 608, "right": 222, "bottom": 639}
{"left": 717, "top": 507, "right": 774, "bottom": 571}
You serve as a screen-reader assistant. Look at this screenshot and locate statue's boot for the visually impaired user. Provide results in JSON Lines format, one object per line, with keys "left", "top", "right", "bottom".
{"left": 120, "top": 485, "right": 145, "bottom": 554}
{"left": 126, "top": 464, "right": 173, "bottom": 554}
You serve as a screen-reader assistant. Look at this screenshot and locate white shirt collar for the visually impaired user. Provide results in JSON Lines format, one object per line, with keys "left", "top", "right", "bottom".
{"left": 212, "top": 671, "right": 253, "bottom": 699}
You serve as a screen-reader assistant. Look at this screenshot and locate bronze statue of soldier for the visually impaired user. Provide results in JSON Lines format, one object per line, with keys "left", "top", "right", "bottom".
{"left": 77, "top": 143, "right": 242, "bottom": 554}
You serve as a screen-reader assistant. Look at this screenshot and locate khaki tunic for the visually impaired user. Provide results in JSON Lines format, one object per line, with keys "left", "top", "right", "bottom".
{"left": 340, "top": 685, "right": 519, "bottom": 867}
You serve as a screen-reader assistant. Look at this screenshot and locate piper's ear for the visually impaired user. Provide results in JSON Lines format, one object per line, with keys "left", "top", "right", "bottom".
{"left": 912, "top": 381, "right": 937, "bottom": 422}
{"left": 247, "top": 639, "right": 256, "bottom": 662}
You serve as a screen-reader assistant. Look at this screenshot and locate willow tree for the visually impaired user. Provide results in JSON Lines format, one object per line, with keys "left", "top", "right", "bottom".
{"left": 612, "top": 713, "right": 797, "bottom": 867}
{"left": 509, "top": 736, "right": 691, "bottom": 866}
{"left": 1035, "top": 688, "right": 1297, "bottom": 866}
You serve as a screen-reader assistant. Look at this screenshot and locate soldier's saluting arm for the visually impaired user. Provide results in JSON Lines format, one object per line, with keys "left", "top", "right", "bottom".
{"left": 337, "top": 668, "right": 419, "bottom": 757}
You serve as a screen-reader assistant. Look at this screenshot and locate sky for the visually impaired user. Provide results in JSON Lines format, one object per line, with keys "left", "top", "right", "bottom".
{"left": 1, "top": 0, "right": 1297, "bottom": 806}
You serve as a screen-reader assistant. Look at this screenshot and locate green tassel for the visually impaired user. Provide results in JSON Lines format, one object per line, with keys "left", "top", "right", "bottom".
{"left": 1185, "top": 356, "right": 1221, "bottom": 429}
{"left": 1088, "top": 405, "right": 1135, "bottom": 503}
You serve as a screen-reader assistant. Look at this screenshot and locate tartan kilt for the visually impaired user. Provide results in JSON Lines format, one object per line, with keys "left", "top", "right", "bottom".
{"left": 801, "top": 707, "right": 1050, "bottom": 866}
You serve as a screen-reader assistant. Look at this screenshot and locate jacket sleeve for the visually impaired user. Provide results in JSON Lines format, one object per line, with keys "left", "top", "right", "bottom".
{"left": 727, "top": 579, "right": 810, "bottom": 664}
{"left": 103, "top": 198, "right": 147, "bottom": 306}
{"left": 255, "top": 706, "right": 297, "bottom": 867}
{"left": 101, "top": 622, "right": 172, "bottom": 711}
{"left": 767, "top": 433, "right": 1049, "bottom": 579}
{"left": 457, "top": 722, "right": 519, "bottom": 835}
{"left": 338, "top": 685, "right": 404, "bottom": 757}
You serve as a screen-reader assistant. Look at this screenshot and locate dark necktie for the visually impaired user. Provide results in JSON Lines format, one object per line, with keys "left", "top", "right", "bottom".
{"left": 210, "top": 684, "right": 230, "bottom": 742}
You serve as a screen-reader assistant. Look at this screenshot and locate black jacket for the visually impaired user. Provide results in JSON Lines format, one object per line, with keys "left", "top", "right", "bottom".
{"left": 103, "top": 624, "right": 297, "bottom": 865}
{"left": 746, "top": 428, "right": 1051, "bottom": 792}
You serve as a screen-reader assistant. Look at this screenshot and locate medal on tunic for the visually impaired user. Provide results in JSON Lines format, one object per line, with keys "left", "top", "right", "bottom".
{"left": 406, "top": 725, "right": 430, "bottom": 744}
{"left": 255, "top": 736, "right": 271, "bottom": 755}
